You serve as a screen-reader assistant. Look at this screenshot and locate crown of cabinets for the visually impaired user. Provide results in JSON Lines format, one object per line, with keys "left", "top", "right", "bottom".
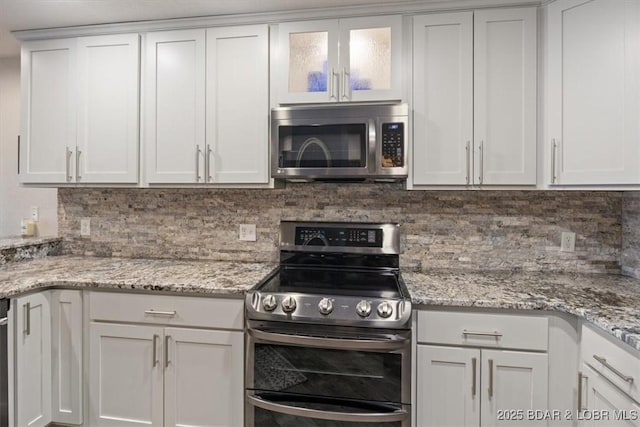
{"left": 276, "top": 15, "right": 403, "bottom": 104}
{"left": 412, "top": 8, "right": 537, "bottom": 187}
{"left": 20, "top": 35, "right": 140, "bottom": 184}
{"left": 546, "top": 0, "right": 640, "bottom": 186}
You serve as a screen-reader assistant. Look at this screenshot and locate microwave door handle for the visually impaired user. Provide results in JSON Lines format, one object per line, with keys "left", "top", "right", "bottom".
{"left": 247, "top": 393, "right": 409, "bottom": 423}
{"left": 368, "top": 118, "right": 377, "bottom": 172}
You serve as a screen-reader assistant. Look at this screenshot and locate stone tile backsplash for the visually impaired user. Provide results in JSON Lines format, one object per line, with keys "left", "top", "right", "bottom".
{"left": 58, "top": 185, "right": 622, "bottom": 273}
{"left": 622, "top": 192, "right": 640, "bottom": 278}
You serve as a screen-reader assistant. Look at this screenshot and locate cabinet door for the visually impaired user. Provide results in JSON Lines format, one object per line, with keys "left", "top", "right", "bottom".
{"left": 474, "top": 8, "right": 537, "bottom": 186}
{"left": 50, "top": 290, "right": 83, "bottom": 425}
{"left": 416, "top": 345, "right": 480, "bottom": 427}
{"left": 88, "top": 322, "right": 164, "bottom": 426}
{"left": 412, "top": 13, "right": 473, "bottom": 186}
{"left": 277, "top": 20, "right": 340, "bottom": 104}
{"left": 20, "top": 39, "right": 76, "bottom": 184}
{"left": 580, "top": 365, "right": 640, "bottom": 427}
{"left": 77, "top": 34, "right": 139, "bottom": 184}
{"left": 480, "top": 350, "right": 548, "bottom": 427}
{"left": 206, "top": 25, "right": 269, "bottom": 184}
{"left": 339, "top": 15, "right": 403, "bottom": 102}
{"left": 14, "top": 292, "right": 52, "bottom": 427}
{"left": 547, "top": 0, "right": 640, "bottom": 185}
{"left": 164, "top": 328, "right": 244, "bottom": 427}
{"left": 145, "top": 29, "right": 206, "bottom": 183}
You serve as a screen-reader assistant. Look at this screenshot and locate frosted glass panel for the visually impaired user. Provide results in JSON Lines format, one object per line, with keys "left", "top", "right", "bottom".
{"left": 349, "top": 27, "right": 391, "bottom": 91}
{"left": 289, "top": 32, "right": 328, "bottom": 93}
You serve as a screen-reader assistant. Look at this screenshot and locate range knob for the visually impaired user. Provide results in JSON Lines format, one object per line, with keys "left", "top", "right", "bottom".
{"left": 356, "top": 300, "right": 372, "bottom": 318}
{"left": 262, "top": 295, "right": 277, "bottom": 312}
{"left": 377, "top": 301, "right": 394, "bottom": 318}
{"left": 281, "top": 296, "right": 297, "bottom": 313}
{"left": 318, "top": 298, "right": 333, "bottom": 315}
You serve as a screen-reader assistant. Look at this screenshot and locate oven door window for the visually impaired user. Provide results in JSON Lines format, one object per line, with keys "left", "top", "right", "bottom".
{"left": 277, "top": 124, "right": 367, "bottom": 169}
{"left": 251, "top": 344, "right": 402, "bottom": 403}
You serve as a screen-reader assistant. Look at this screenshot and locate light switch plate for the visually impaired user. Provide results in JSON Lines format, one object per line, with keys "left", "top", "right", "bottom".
{"left": 239, "top": 224, "right": 257, "bottom": 242}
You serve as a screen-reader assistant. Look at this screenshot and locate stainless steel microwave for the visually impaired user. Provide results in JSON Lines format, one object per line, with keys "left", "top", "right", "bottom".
{"left": 271, "top": 103, "right": 408, "bottom": 181}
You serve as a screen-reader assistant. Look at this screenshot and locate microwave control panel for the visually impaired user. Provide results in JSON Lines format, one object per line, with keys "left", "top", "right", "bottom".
{"left": 381, "top": 123, "right": 404, "bottom": 168}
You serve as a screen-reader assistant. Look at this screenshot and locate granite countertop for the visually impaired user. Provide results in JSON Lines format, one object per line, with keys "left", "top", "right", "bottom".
{"left": 0, "top": 236, "right": 62, "bottom": 250}
{"left": 404, "top": 270, "right": 640, "bottom": 351}
{"left": 0, "top": 255, "right": 639, "bottom": 352}
{"left": 0, "top": 255, "right": 276, "bottom": 298}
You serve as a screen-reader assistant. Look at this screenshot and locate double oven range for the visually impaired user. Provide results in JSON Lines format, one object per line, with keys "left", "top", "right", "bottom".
{"left": 245, "top": 222, "right": 412, "bottom": 427}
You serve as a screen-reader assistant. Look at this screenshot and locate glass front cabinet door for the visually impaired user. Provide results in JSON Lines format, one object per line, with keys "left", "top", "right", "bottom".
{"left": 277, "top": 15, "right": 403, "bottom": 104}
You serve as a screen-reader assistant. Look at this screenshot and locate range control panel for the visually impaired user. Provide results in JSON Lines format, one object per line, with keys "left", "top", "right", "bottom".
{"left": 295, "top": 226, "right": 383, "bottom": 247}
{"left": 381, "top": 122, "right": 404, "bottom": 168}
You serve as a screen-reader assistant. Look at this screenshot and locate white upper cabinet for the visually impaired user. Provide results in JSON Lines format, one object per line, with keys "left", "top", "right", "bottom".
{"left": 206, "top": 25, "right": 269, "bottom": 184}
{"left": 20, "top": 35, "right": 139, "bottom": 185}
{"left": 413, "top": 8, "right": 537, "bottom": 187}
{"left": 77, "top": 34, "right": 140, "bottom": 184}
{"left": 20, "top": 39, "right": 77, "bottom": 184}
{"left": 547, "top": 0, "right": 640, "bottom": 185}
{"left": 277, "top": 15, "right": 402, "bottom": 104}
{"left": 145, "top": 25, "right": 269, "bottom": 185}
{"left": 144, "top": 29, "right": 206, "bottom": 184}
{"left": 474, "top": 8, "right": 537, "bottom": 186}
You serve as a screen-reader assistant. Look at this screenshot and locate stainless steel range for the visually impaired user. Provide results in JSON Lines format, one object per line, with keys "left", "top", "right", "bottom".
{"left": 245, "top": 221, "right": 411, "bottom": 427}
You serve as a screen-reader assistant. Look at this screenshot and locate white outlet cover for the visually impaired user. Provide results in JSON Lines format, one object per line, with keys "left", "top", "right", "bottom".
{"left": 81, "top": 218, "right": 91, "bottom": 237}
{"left": 239, "top": 224, "right": 257, "bottom": 242}
{"left": 560, "top": 231, "right": 575, "bottom": 252}
{"left": 30, "top": 206, "right": 39, "bottom": 221}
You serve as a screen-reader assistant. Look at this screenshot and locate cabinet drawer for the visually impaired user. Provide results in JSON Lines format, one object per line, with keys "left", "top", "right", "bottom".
{"left": 417, "top": 310, "right": 548, "bottom": 351}
{"left": 89, "top": 291, "right": 244, "bottom": 330}
{"left": 581, "top": 324, "right": 640, "bottom": 404}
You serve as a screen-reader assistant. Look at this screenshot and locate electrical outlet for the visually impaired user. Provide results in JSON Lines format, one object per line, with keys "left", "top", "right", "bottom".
{"left": 80, "top": 218, "right": 91, "bottom": 237}
{"left": 30, "top": 206, "right": 39, "bottom": 221}
{"left": 561, "top": 231, "right": 575, "bottom": 252}
{"left": 239, "top": 224, "right": 257, "bottom": 242}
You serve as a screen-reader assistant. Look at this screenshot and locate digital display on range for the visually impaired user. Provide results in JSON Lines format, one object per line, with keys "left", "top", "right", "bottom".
{"left": 295, "top": 227, "right": 383, "bottom": 247}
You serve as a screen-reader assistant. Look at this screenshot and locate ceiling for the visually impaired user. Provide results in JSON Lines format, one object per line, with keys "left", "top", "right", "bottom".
{"left": 0, "top": 0, "right": 419, "bottom": 58}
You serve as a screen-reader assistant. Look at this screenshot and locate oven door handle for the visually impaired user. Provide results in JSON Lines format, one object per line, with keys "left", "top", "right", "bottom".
{"left": 248, "top": 327, "right": 409, "bottom": 351}
{"left": 247, "top": 392, "right": 409, "bottom": 423}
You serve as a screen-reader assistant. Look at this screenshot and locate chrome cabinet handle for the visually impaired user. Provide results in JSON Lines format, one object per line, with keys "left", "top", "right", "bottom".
{"left": 152, "top": 334, "right": 159, "bottom": 367}
{"left": 76, "top": 149, "right": 82, "bottom": 181}
{"left": 488, "top": 358, "right": 494, "bottom": 398}
{"left": 66, "top": 147, "right": 72, "bottom": 182}
{"left": 247, "top": 394, "right": 409, "bottom": 423}
{"left": 329, "top": 68, "right": 336, "bottom": 100}
{"left": 206, "top": 144, "right": 213, "bottom": 182}
{"left": 465, "top": 141, "right": 471, "bottom": 185}
{"left": 164, "top": 335, "right": 171, "bottom": 368}
{"left": 478, "top": 141, "right": 484, "bottom": 184}
{"left": 0, "top": 317, "right": 7, "bottom": 327}
{"left": 195, "top": 145, "right": 201, "bottom": 182}
{"left": 551, "top": 139, "right": 558, "bottom": 184}
{"left": 471, "top": 357, "right": 477, "bottom": 397}
{"left": 463, "top": 330, "right": 503, "bottom": 338}
{"left": 577, "top": 371, "right": 585, "bottom": 411}
{"left": 342, "top": 68, "right": 350, "bottom": 100}
{"left": 593, "top": 355, "right": 634, "bottom": 383}
{"left": 144, "top": 309, "right": 176, "bottom": 316}
{"left": 23, "top": 302, "right": 30, "bottom": 336}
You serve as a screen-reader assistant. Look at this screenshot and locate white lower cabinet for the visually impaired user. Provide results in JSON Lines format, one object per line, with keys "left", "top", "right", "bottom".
{"left": 416, "top": 310, "right": 549, "bottom": 427}
{"left": 11, "top": 290, "right": 83, "bottom": 427}
{"left": 87, "top": 292, "right": 245, "bottom": 427}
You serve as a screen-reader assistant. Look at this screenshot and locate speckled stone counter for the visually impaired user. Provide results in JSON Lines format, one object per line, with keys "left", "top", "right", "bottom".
{"left": 0, "top": 237, "right": 62, "bottom": 266}
{"left": 0, "top": 255, "right": 276, "bottom": 298}
{"left": 404, "top": 270, "right": 640, "bottom": 351}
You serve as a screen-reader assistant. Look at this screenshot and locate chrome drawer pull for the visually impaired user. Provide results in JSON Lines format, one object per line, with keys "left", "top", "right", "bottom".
{"left": 463, "top": 330, "right": 503, "bottom": 338}
{"left": 144, "top": 309, "right": 177, "bottom": 316}
{"left": 593, "top": 355, "right": 634, "bottom": 383}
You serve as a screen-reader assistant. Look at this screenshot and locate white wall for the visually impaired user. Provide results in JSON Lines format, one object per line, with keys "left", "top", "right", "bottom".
{"left": 0, "top": 57, "right": 57, "bottom": 237}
